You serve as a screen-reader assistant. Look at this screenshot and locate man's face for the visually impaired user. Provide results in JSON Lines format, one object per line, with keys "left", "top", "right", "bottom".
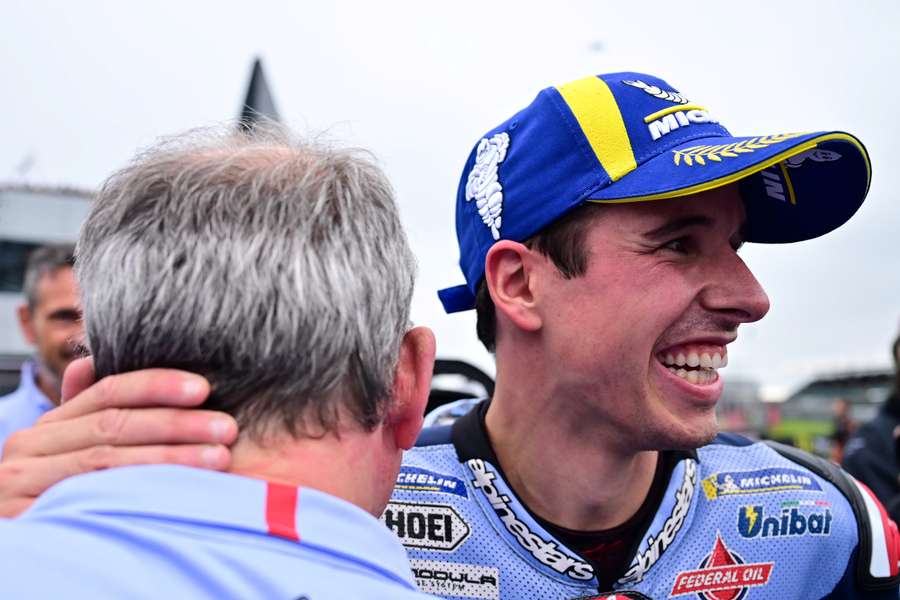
{"left": 535, "top": 184, "right": 769, "bottom": 450}
{"left": 18, "top": 267, "right": 82, "bottom": 382}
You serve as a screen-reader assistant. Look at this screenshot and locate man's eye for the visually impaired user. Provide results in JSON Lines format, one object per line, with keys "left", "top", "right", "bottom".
{"left": 662, "top": 238, "right": 688, "bottom": 253}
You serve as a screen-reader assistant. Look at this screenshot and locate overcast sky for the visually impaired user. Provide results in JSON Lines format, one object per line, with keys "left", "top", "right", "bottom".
{"left": 3, "top": 0, "right": 898, "bottom": 398}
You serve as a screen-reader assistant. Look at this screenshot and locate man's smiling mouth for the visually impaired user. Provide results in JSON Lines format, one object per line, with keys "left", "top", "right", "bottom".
{"left": 655, "top": 345, "right": 727, "bottom": 386}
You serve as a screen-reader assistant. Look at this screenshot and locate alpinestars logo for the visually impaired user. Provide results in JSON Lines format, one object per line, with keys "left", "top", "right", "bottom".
{"left": 670, "top": 535, "right": 773, "bottom": 599}
{"left": 618, "top": 459, "right": 697, "bottom": 585}
{"left": 467, "top": 458, "right": 594, "bottom": 581}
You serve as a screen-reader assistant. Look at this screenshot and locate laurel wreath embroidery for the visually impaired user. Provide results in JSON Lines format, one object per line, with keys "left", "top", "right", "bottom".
{"left": 672, "top": 133, "right": 806, "bottom": 166}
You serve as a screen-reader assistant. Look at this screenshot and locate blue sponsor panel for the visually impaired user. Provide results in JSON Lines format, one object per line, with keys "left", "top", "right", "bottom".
{"left": 396, "top": 466, "right": 468, "bottom": 498}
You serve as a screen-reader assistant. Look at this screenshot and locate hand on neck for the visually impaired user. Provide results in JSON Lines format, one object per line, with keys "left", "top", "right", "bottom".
{"left": 485, "top": 384, "right": 659, "bottom": 532}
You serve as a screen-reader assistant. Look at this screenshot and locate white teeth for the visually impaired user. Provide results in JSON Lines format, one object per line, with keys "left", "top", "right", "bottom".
{"left": 666, "top": 364, "right": 719, "bottom": 385}
{"left": 658, "top": 349, "right": 727, "bottom": 372}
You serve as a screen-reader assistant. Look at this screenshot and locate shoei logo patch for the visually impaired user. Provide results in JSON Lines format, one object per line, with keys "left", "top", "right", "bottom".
{"left": 396, "top": 466, "right": 468, "bottom": 498}
{"left": 623, "top": 79, "right": 689, "bottom": 104}
{"left": 467, "top": 458, "right": 594, "bottom": 581}
{"left": 382, "top": 501, "right": 471, "bottom": 551}
{"left": 701, "top": 467, "right": 822, "bottom": 500}
{"left": 465, "top": 132, "right": 510, "bottom": 241}
{"left": 670, "top": 535, "right": 773, "bottom": 599}
{"left": 410, "top": 559, "right": 499, "bottom": 600}
{"left": 618, "top": 460, "right": 697, "bottom": 585}
{"left": 737, "top": 504, "right": 832, "bottom": 539}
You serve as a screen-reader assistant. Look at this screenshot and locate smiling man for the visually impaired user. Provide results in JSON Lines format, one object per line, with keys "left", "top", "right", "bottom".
{"left": 397, "top": 72, "right": 900, "bottom": 599}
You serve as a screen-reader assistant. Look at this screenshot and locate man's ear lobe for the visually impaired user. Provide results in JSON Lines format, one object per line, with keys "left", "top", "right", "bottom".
{"left": 389, "top": 326, "right": 436, "bottom": 450}
{"left": 16, "top": 305, "right": 36, "bottom": 344}
{"left": 484, "top": 241, "right": 543, "bottom": 334}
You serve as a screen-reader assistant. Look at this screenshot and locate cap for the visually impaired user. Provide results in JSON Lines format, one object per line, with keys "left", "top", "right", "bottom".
{"left": 438, "top": 72, "right": 871, "bottom": 313}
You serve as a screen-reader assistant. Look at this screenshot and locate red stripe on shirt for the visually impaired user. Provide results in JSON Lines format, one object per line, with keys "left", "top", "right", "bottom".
{"left": 265, "top": 482, "right": 300, "bottom": 541}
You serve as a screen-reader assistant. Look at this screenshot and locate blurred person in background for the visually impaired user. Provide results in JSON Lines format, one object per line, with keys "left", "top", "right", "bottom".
{"left": 843, "top": 332, "right": 900, "bottom": 521}
{"left": 0, "top": 244, "right": 81, "bottom": 454}
{"left": 0, "top": 127, "right": 437, "bottom": 599}
{"left": 831, "top": 397, "right": 855, "bottom": 463}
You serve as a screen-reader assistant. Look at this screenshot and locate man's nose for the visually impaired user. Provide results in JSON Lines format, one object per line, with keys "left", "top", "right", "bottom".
{"left": 700, "top": 253, "right": 770, "bottom": 325}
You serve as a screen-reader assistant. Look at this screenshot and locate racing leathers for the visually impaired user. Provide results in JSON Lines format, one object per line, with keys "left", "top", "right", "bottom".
{"left": 385, "top": 401, "right": 900, "bottom": 599}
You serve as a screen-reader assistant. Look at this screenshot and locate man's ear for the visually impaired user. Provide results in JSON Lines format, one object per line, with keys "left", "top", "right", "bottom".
{"left": 484, "top": 241, "right": 543, "bottom": 335}
{"left": 388, "top": 326, "right": 436, "bottom": 450}
{"left": 16, "top": 304, "right": 36, "bottom": 345}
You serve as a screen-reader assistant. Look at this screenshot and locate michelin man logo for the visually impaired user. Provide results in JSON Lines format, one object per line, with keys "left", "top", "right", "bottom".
{"left": 465, "top": 132, "right": 510, "bottom": 241}
{"left": 623, "top": 79, "right": 688, "bottom": 104}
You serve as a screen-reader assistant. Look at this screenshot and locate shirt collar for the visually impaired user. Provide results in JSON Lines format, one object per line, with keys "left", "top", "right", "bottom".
{"left": 17, "top": 361, "right": 53, "bottom": 409}
{"left": 27, "top": 465, "right": 416, "bottom": 588}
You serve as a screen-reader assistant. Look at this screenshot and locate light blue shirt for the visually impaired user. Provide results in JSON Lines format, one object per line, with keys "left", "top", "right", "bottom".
{"left": 0, "top": 465, "right": 434, "bottom": 599}
{"left": 0, "top": 361, "right": 53, "bottom": 457}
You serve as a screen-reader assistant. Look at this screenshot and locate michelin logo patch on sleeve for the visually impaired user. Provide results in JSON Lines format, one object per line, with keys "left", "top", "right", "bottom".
{"left": 702, "top": 467, "right": 822, "bottom": 500}
{"left": 410, "top": 559, "right": 499, "bottom": 600}
{"left": 396, "top": 466, "right": 468, "bottom": 498}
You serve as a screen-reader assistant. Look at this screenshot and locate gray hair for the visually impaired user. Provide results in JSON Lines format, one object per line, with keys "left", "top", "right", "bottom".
{"left": 23, "top": 244, "right": 76, "bottom": 308}
{"left": 76, "top": 126, "right": 416, "bottom": 438}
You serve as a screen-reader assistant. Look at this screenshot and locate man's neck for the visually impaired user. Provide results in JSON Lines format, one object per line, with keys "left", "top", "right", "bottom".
{"left": 33, "top": 364, "right": 61, "bottom": 406}
{"left": 485, "top": 386, "right": 659, "bottom": 532}
{"left": 228, "top": 427, "right": 395, "bottom": 517}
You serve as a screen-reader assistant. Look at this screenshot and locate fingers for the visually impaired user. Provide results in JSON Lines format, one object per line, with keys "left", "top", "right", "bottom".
{"left": 40, "top": 369, "right": 211, "bottom": 423}
{"left": 3, "top": 408, "right": 238, "bottom": 459}
{"left": 60, "top": 357, "right": 96, "bottom": 404}
{"left": 0, "top": 444, "right": 231, "bottom": 518}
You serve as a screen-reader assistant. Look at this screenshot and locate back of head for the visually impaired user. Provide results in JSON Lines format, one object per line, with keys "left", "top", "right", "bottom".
{"left": 76, "top": 126, "right": 416, "bottom": 438}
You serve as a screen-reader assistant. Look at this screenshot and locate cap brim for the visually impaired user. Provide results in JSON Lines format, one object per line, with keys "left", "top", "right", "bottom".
{"left": 587, "top": 131, "right": 870, "bottom": 243}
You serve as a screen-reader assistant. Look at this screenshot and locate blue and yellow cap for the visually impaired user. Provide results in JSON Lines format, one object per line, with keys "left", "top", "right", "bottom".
{"left": 438, "top": 72, "right": 871, "bottom": 313}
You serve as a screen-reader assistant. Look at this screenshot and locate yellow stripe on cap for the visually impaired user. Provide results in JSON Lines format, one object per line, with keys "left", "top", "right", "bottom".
{"left": 556, "top": 76, "right": 637, "bottom": 182}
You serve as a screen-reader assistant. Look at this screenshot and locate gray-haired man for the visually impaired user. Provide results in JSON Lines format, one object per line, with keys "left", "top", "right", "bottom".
{"left": 0, "top": 244, "right": 82, "bottom": 454}
{"left": 0, "top": 127, "right": 437, "bottom": 598}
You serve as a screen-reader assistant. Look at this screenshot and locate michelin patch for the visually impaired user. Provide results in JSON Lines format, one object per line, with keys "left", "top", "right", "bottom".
{"left": 702, "top": 467, "right": 822, "bottom": 500}
{"left": 396, "top": 465, "right": 468, "bottom": 498}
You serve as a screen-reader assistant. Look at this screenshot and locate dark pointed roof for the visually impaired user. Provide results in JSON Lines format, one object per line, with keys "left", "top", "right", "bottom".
{"left": 239, "top": 58, "right": 280, "bottom": 131}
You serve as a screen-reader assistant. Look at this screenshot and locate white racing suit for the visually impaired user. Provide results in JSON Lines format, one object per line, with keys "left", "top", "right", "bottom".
{"left": 385, "top": 401, "right": 900, "bottom": 599}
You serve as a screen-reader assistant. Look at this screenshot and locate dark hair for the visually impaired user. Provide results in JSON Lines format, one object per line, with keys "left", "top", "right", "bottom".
{"left": 23, "top": 244, "right": 76, "bottom": 308}
{"left": 475, "top": 203, "right": 604, "bottom": 351}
